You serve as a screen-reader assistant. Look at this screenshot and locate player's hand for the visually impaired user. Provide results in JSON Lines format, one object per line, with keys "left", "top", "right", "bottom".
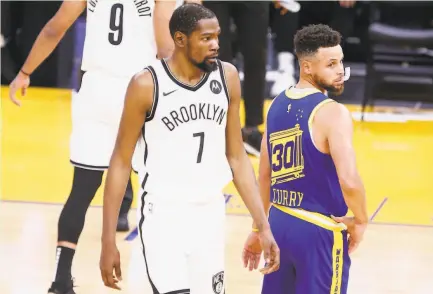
{"left": 273, "top": 1, "right": 289, "bottom": 15}
{"left": 258, "top": 228, "right": 280, "bottom": 274}
{"left": 9, "top": 71, "right": 30, "bottom": 106}
{"left": 331, "top": 216, "right": 367, "bottom": 254}
{"left": 339, "top": 1, "right": 356, "bottom": 8}
{"left": 242, "top": 231, "right": 262, "bottom": 271}
{"left": 100, "top": 242, "right": 122, "bottom": 290}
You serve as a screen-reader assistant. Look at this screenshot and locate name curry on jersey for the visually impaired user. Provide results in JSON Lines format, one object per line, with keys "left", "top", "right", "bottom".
{"left": 266, "top": 87, "right": 348, "bottom": 217}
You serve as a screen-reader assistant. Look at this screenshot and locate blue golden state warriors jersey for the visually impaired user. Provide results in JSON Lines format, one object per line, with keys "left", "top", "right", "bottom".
{"left": 266, "top": 87, "right": 348, "bottom": 217}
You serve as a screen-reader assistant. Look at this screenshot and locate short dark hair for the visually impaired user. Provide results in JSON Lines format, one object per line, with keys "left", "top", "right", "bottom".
{"left": 169, "top": 3, "right": 216, "bottom": 38}
{"left": 294, "top": 24, "right": 342, "bottom": 58}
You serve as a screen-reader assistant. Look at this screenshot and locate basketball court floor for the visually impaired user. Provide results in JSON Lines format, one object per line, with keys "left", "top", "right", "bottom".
{"left": 1, "top": 86, "right": 433, "bottom": 294}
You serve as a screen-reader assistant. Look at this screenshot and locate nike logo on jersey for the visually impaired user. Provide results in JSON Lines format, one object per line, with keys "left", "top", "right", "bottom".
{"left": 163, "top": 89, "right": 178, "bottom": 96}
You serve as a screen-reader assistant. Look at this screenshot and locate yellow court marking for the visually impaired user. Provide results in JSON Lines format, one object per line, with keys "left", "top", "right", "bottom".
{"left": 1, "top": 86, "right": 433, "bottom": 226}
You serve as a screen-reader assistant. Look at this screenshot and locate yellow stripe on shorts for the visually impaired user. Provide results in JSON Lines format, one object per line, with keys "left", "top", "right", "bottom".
{"left": 330, "top": 231, "right": 344, "bottom": 294}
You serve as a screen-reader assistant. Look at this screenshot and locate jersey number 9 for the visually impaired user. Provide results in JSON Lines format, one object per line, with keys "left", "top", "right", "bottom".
{"left": 109, "top": 4, "right": 124, "bottom": 45}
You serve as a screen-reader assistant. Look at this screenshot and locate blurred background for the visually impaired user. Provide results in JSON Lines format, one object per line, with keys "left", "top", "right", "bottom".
{"left": 2, "top": 1, "right": 433, "bottom": 106}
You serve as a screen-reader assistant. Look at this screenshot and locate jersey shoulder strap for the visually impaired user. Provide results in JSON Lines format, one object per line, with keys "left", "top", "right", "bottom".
{"left": 143, "top": 63, "right": 159, "bottom": 122}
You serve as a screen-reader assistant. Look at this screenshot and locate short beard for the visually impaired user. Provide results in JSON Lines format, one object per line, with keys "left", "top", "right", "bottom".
{"left": 190, "top": 57, "right": 218, "bottom": 73}
{"left": 314, "top": 74, "right": 344, "bottom": 96}
{"left": 325, "top": 84, "right": 344, "bottom": 96}
{"left": 186, "top": 44, "right": 218, "bottom": 73}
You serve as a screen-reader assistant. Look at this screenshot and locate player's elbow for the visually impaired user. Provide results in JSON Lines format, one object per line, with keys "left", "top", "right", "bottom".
{"left": 258, "top": 162, "right": 271, "bottom": 185}
{"left": 258, "top": 170, "right": 270, "bottom": 189}
{"left": 339, "top": 174, "right": 364, "bottom": 195}
{"left": 43, "top": 25, "right": 64, "bottom": 39}
{"left": 226, "top": 150, "right": 247, "bottom": 172}
{"left": 109, "top": 150, "right": 131, "bottom": 171}
{"left": 43, "top": 20, "right": 67, "bottom": 39}
{"left": 226, "top": 155, "right": 241, "bottom": 171}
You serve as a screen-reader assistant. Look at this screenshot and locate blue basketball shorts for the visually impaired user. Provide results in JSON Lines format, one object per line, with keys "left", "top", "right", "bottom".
{"left": 262, "top": 204, "right": 351, "bottom": 294}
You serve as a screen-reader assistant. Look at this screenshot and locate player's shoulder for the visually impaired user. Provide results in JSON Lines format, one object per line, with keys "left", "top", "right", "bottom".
{"left": 324, "top": 101, "right": 351, "bottom": 117}
{"left": 219, "top": 60, "right": 239, "bottom": 79}
{"left": 130, "top": 68, "right": 155, "bottom": 91}
{"left": 317, "top": 100, "right": 352, "bottom": 125}
{"left": 127, "top": 69, "right": 157, "bottom": 111}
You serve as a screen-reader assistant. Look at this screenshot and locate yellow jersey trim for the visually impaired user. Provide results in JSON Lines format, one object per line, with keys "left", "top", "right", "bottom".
{"left": 272, "top": 204, "right": 347, "bottom": 232}
{"left": 285, "top": 87, "right": 321, "bottom": 99}
{"left": 308, "top": 98, "right": 335, "bottom": 139}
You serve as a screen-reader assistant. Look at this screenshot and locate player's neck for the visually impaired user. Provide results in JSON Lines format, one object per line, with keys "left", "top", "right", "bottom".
{"left": 166, "top": 52, "right": 205, "bottom": 85}
{"left": 296, "top": 74, "right": 326, "bottom": 94}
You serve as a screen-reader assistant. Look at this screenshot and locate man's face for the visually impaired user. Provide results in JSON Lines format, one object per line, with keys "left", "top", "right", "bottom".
{"left": 185, "top": 17, "right": 220, "bottom": 72}
{"left": 307, "top": 45, "right": 345, "bottom": 96}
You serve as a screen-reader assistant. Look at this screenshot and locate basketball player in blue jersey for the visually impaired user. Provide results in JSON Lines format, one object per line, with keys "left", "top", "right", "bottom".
{"left": 242, "top": 24, "right": 368, "bottom": 294}
{"left": 100, "top": 4, "right": 280, "bottom": 293}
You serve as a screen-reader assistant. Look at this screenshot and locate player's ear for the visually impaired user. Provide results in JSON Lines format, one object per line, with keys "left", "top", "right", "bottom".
{"left": 173, "top": 32, "right": 187, "bottom": 48}
{"left": 301, "top": 59, "right": 312, "bottom": 76}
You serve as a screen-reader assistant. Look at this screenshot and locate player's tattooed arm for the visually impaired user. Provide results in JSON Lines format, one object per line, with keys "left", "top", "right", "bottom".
{"left": 222, "top": 61, "right": 269, "bottom": 232}
{"left": 154, "top": 0, "right": 176, "bottom": 59}
{"left": 100, "top": 70, "right": 154, "bottom": 290}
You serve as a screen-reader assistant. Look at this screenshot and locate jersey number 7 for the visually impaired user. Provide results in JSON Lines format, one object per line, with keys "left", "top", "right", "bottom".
{"left": 108, "top": 4, "right": 124, "bottom": 46}
{"left": 193, "top": 132, "right": 205, "bottom": 163}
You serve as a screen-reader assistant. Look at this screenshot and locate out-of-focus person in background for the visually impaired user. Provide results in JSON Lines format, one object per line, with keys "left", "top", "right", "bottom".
{"left": 7, "top": 0, "right": 175, "bottom": 293}
{"left": 269, "top": 1, "right": 299, "bottom": 97}
{"left": 1, "top": 1, "right": 63, "bottom": 87}
{"left": 201, "top": 0, "right": 277, "bottom": 156}
{"left": 299, "top": 1, "right": 357, "bottom": 49}
{"left": 268, "top": 0, "right": 357, "bottom": 98}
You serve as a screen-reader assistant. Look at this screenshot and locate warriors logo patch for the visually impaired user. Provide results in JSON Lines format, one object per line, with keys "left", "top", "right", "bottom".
{"left": 212, "top": 271, "right": 224, "bottom": 294}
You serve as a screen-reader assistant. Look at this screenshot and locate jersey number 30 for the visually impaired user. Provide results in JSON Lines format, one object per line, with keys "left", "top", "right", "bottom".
{"left": 108, "top": 4, "right": 124, "bottom": 45}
